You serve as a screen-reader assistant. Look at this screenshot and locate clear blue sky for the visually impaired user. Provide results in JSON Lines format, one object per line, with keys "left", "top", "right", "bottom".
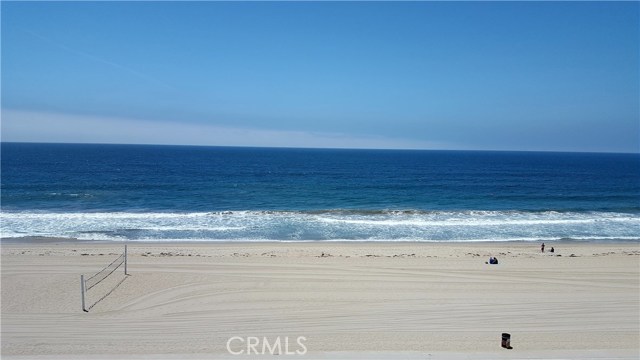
{"left": 2, "top": 1, "right": 638, "bottom": 152}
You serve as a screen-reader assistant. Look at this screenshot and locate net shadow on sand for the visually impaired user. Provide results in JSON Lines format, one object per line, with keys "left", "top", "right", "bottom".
{"left": 85, "top": 274, "right": 130, "bottom": 311}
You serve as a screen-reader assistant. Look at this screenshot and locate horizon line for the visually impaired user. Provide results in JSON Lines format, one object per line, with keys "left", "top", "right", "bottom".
{"left": 2, "top": 140, "right": 638, "bottom": 155}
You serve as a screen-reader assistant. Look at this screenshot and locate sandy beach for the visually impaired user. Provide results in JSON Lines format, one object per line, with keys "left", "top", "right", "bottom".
{"left": 1, "top": 240, "right": 639, "bottom": 359}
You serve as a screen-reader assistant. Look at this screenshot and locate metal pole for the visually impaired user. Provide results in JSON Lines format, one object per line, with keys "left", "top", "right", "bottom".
{"left": 81, "top": 274, "right": 87, "bottom": 312}
{"left": 124, "top": 244, "right": 128, "bottom": 275}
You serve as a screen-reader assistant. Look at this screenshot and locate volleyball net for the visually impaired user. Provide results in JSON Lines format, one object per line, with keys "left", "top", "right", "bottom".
{"left": 80, "top": 245, "right": 128, "bottom": 312}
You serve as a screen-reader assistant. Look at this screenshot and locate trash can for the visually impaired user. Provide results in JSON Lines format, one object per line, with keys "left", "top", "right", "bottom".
{"left": 501, "top": 333, "right": 512, "bottom": 349}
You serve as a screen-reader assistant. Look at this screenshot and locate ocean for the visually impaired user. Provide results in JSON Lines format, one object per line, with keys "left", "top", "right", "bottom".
{"left": 1, "top": 143, "right": 639, "bottom": 242}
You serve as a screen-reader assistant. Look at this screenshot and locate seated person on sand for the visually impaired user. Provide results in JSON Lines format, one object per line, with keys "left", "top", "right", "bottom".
{"left": 486, "top": 256, "right": 498, "bottom": 265}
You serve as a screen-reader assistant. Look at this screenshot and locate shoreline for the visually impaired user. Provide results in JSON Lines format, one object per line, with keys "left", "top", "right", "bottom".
{"left": 3, "top": 238, "right": 639, "bottom": 259}
{"left": 3, "top": 235, "right": 639, "bottom": 245}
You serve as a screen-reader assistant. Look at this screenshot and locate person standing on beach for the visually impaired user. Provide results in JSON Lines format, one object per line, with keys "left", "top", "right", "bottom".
{"left": 541, "top": 243, "right": 545, "bottom": 253}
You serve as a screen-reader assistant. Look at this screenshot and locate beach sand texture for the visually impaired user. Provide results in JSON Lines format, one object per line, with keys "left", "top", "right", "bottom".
{"left": 2, "top": 241, "right": 639, "bottom": 359}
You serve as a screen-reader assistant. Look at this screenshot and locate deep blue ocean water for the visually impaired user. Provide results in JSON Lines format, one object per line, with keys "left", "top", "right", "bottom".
{"left": 1, "top": 143, "right": 639, "bottom": 242}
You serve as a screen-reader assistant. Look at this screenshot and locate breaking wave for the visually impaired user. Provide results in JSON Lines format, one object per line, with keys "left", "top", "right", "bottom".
{"left": 1, "top": 209, "right": 638, "bottom": 242}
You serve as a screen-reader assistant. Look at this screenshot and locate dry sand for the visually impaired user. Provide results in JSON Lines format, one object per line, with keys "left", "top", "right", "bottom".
{"left": 2, "top": 240, "right": 639, "bottom": 359}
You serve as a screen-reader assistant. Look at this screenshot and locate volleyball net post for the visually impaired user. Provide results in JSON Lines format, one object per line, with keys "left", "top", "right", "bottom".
{"left": 80, "top": 274, "right": 87, "bottom": 312}
{"left": 80, "top": 245, "right": 128, "bottom": 312}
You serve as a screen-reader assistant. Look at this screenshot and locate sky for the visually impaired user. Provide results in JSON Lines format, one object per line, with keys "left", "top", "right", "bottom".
{"left": 1, "top": 1, "right": 639, "bottom": 153}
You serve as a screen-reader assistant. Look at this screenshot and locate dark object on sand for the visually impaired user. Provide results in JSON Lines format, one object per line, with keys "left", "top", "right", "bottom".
{"left": 488, "top": 257, "right": 498, "bottom": 264}
{"left": 550, "top": 247, "right": 554, "bottom": 253}
{"left": 501, "top": 333, "right": 512, "bottom": 349}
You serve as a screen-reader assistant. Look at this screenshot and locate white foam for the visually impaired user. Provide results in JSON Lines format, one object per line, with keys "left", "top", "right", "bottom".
{"left": 1, "top": 210, "right": 638, "bottom": 242}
